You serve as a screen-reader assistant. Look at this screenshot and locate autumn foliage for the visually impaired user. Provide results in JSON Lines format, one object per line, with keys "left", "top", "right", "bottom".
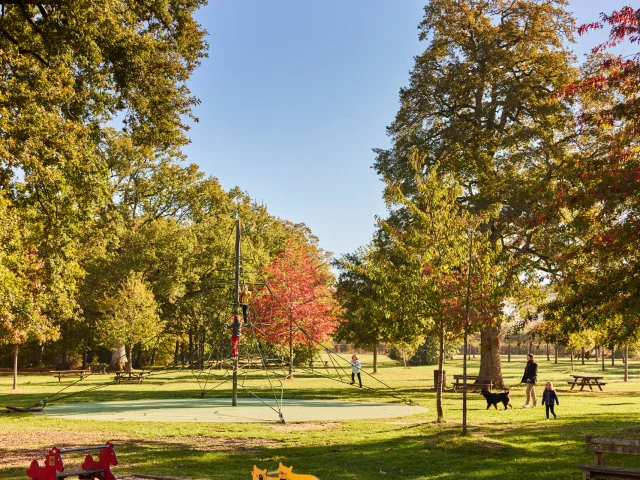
{"left": 252, "top": 239, "right": 340, "bottom": 347}
{"left": 550, "top": 6, "right": 640, "bottom": 334}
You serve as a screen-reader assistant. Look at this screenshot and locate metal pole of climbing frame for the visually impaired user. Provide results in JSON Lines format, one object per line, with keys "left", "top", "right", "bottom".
{"left": 462, "top": 228, "right": 473, "bottom": 435}
{"left": 233, "top": 218, "right": 241, "bottom": 407}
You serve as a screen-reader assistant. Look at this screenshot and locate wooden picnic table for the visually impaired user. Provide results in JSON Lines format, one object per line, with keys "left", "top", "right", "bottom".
{"left": 568, "top": 374, "right": 607, "bottom": 391}
{"left": 50, "top": 370, "right": 92, "bottom": 382}
{"left": 113, "top": 371, "right": 146, "bottom": 384}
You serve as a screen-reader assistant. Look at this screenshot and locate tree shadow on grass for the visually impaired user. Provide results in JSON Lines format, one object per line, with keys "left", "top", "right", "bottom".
{"left": 3, "top": 416, "right": 638, "bottom": 480}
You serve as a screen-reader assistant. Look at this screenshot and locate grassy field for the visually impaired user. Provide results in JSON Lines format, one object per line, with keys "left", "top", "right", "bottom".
{"left": 1, "top": 354, "right": 639, "bottom": 479}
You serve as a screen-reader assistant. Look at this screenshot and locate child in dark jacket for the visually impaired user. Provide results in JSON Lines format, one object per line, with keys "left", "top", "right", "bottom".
{"left": 541, "top": 381, "right": 559, "bottom": 420}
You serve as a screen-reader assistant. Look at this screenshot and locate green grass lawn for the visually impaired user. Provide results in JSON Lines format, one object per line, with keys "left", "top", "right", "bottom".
{"left": 1, "top": 354, "right": 639, "bottom": 479}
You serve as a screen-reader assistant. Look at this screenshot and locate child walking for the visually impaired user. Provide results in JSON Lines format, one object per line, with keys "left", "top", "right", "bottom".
{"left": 541, "top": 381, "right": 559, "bottom": 420}
{"left": 350, "top": 354, "right": 362, "bottom": 388}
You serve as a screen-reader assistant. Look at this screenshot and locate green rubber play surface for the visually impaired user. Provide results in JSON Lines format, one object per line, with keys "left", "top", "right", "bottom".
{"left": 41, "top": 397, "right": 427, "bottom": 423}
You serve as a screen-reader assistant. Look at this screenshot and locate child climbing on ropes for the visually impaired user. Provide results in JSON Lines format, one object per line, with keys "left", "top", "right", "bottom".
{"left": 350, "top": 354, "right": 362, "bottom": 388}
{"left": 240, "top": 284, "right": 252, "bottom": 324}
{"left": 228, "top": 314, "right": 242, "bottom": 358}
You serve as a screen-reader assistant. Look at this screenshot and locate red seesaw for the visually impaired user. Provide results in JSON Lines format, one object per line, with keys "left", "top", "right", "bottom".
{"left": 26, "top": 442, "right": 118, "bottom": 480}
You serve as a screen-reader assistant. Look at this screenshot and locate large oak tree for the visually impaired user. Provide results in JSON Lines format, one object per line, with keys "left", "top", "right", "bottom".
{"left": 374, "top": 0, "right": 577, "bottom": 386}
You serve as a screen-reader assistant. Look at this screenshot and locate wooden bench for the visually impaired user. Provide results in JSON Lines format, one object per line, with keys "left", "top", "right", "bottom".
{"left": 576, "top": 436, "right": 640, "bottom": 479}
{"left": 114, "top": 370, "right": 146, "bottom": 383}
{"left": 50, "top": 370, "right": 92, "bottom": 382}
{"left": 452, "top": 374, "right": 493, "bottom": 392}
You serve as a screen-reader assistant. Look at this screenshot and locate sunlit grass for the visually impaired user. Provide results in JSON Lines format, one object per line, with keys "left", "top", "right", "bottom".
{"left": 1, "top": 354, "right": 639, "bottom": 479}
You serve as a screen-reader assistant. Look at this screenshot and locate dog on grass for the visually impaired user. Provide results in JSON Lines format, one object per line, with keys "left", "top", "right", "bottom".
{"left": 481, "top": 388, "right": 512, "bottom": 410}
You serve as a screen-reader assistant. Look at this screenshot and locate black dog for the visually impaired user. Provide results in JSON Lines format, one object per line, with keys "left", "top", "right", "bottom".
{"left": 481, "top": 388, "right": 512, "bottom": 410}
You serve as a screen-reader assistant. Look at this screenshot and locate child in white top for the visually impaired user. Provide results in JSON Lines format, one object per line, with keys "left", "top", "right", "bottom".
{"left": 350, "top": 354, "right": 362, "bottom": 388}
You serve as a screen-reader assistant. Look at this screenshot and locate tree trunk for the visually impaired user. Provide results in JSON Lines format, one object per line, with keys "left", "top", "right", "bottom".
{"left": 612, "top": 346, "right": 615, "bottom": 366}
{"left": 13, "top": 345, "right": 18, "bottom": 390}
{"left": 581, "top": 347, "right": 585, "bottom": 365}
{"left": 288, "top": 318, "right": 293, "bottom": 377}
{"left": 554, "top": 344, "right": 558, "bottom": 364}
{"left": 125, "top": 344, "right": 133, "bottom": 373}
{"left": 570, "top": 351, "right": 574, "bottom": 372}
{"left": 507, "top": 343, "right": 511, "bottom": 362}
{"left": 36, "top": 343, "right": 44, "bottom": 367}
{"left": 602, "top": 346, "right": 605, "bottom": 372}
{"left": 109, "top": 346, "right": 127, "bottom": 372}
{"left": 546, "top": 342, "right": 550, "bottom": 361}
{"left": 134, "top": 343, "right": 143, "bottom": 369}
{"left": 373, "top": 345, "right": 378, "bottom": 374}
{"left": 478, "top": 328, "right": 504, "bottom": 388}
{"left": 436, "top": 326, "right": 444, "bottom": 422}
{"left": 189, "top": 330, "right": 194, "bottom": 369}
{"left": 151, "top": 346, "right": 158, "bottom": 367}
{"left": 624, "top": 345, "right": 629, "bottom": 382}
{"left": 595, "top": 346, "right": 599, "bottom": 363}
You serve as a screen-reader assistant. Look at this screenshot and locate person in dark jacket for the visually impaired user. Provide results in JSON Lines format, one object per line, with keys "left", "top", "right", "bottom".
{"left": 228, "top": 315, "right": 242, "bottom": 358}
{"left": 541, "top": 381, "right": 559, "bottom": 420}
{"left": 521, "top": 354, "right": 538, "bottom": 407}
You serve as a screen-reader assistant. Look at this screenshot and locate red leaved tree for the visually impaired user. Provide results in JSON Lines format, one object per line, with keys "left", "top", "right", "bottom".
{"left": 252, "top": 239, "right": 340, "bottom": 376}
{"left": 553, "top": 7, "right": 640, "bottom": 338}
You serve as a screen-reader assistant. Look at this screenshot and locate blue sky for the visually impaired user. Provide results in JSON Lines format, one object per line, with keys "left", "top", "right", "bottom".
{"left": 183, "top": 1, "right": 637, "bottom": 258}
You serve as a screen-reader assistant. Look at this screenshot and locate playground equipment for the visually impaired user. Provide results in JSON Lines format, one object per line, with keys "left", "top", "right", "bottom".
{"left": 26, "top": 442, "right": 117, "bottom": 480}
{"left": 252, "top": 463, "right": 319, "bottom": 480}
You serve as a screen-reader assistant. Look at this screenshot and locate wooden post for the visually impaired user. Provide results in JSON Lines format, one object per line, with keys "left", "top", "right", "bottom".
{"left": 232, "top": 218, "right": 241, "bottom": 407}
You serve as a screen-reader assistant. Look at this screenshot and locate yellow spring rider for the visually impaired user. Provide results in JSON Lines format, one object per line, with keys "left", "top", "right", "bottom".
{"left": 252, "top": 463, "right": 319, "bottom": 480}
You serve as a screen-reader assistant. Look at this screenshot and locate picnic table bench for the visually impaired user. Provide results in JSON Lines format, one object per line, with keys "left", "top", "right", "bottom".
{"left": 568, "top": 374, "right": 607, "bottom": 391}
{"left": 576, "top": 436, "right": 640, "bottom": 479}
{"left": 114, "top": 370, "right": 146, "bottom": 383}
{"left": 50, "top": 370, "right": 92, "bottom": 382}
{"left": 453, "top": 374, "right": 493, "bottom": 392}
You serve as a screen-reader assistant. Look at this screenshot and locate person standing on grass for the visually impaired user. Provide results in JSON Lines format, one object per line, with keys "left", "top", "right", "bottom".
{"left": 350, "top": 354, "right": 362, "bottom": 388}
{"left": 542, "top": 381, "right": 559, "bottom": 420}
{"left": 521, "top": 353, "right": 538, "bottom": 408}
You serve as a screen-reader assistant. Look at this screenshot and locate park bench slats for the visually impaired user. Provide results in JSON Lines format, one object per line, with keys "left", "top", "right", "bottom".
{"left": 575, "top": 464, "right": 640, "bottom": 479}
{"left": 586, "top": 436, "right": 640, "bottom": 448}
{"left": 577, "top": 436, "right": 640, "bottom": 479}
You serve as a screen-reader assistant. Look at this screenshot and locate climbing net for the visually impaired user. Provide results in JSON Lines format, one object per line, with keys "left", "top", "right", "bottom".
{"left": 6, "top": 222, "right": 416, "bottom": 423}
